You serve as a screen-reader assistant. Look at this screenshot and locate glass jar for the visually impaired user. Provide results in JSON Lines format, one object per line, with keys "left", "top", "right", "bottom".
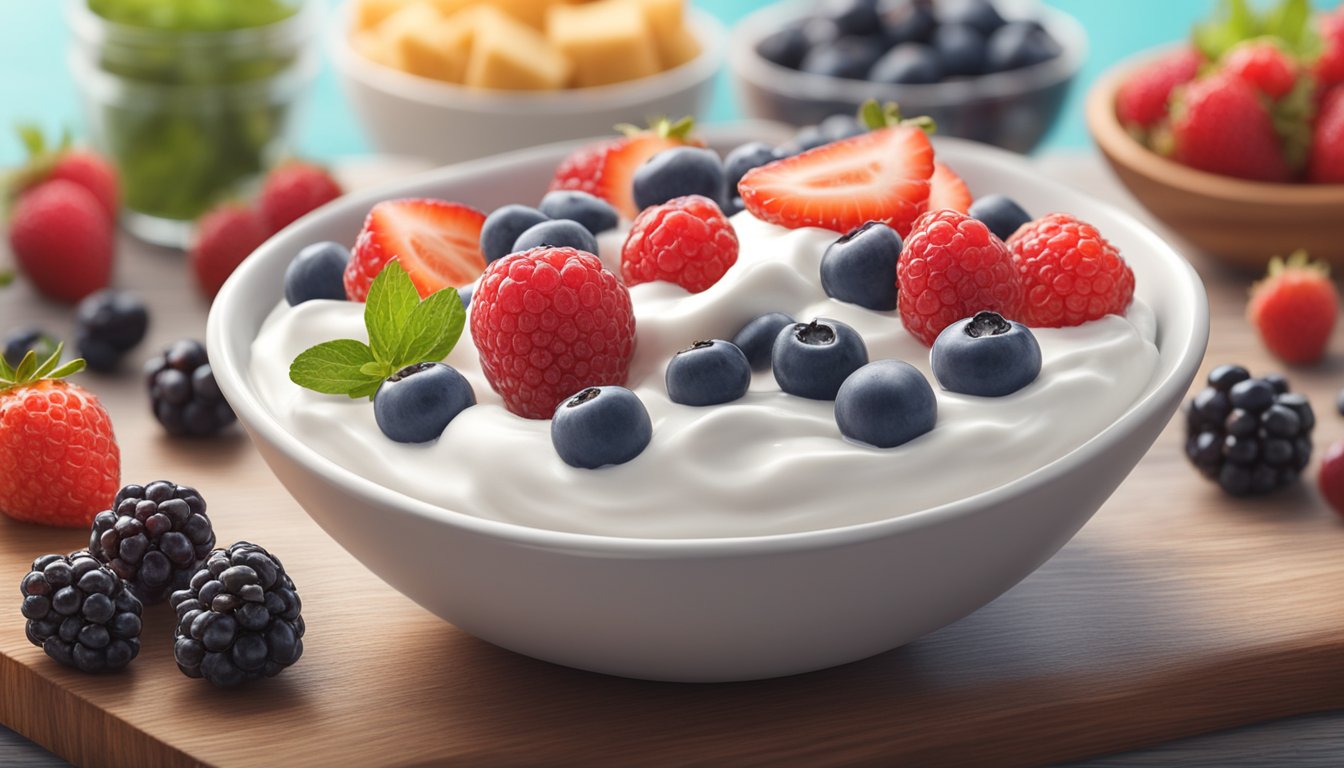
{"left": 66, "top": 0, "right": 320, "bottom": 247}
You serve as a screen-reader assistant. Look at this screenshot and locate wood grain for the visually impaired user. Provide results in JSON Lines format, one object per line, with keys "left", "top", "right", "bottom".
{"left": 2, "top": 156, "right": 1344, "bottom": 768}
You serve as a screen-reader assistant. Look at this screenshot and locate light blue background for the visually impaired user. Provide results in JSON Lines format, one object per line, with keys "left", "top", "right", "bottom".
{"left": 0, "top": 0, "right": 1339, "bottom": 167}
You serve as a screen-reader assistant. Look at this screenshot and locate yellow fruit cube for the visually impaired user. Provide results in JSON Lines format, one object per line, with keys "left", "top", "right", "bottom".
{"left": 352, "top": 0, "right": 416, "bottom": 31}
{"left": 394, "top": 14, "right": 476, "bottom": 82}
{"left": 465, "top": 8, "right": 573, "bottom": 90}
{"left": 351, "top": 30, "right": 398, "bottom": 68}
{"left": 621, "top": 0, "right": 690, "bottom": 68}
{"left": 547, "top": 0, "right": 661, "bottom": 87}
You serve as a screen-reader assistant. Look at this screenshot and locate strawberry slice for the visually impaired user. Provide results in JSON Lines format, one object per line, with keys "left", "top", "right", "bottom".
{"left": 738, "top": 125, "right": 935, "bottom": 236}
{"left": 549, "top": 117, "right": 702, "bottom": 220}
{"left": 927, "top": 162, "right": 973, "bottom": 214}
{"left": 343, "top": 199, "right": 487, "bottom": 301}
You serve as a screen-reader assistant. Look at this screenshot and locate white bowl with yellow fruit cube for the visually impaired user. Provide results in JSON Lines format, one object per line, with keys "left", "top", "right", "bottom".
{"left": 334, "top": 0, "right": 726, "bottom": 164}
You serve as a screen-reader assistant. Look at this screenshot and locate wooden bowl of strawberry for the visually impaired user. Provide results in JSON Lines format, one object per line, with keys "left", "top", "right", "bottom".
{"left": 1086, "top": 2, "right": 1344, "bottom": 270}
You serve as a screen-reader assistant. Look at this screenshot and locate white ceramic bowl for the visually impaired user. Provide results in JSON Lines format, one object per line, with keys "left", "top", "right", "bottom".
{"left": 331, "top": 4, "right": 726, "bottom": 164}
{"left": 208, "top": 127, "right": 1208, "bottom": 683}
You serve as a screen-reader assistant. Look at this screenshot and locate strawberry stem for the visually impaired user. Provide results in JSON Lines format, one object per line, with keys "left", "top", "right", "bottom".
{"left": 856, "top": 99, "right": 937, "bottom": 135}
{"left": 0, "top": 343, "right": 85, "bottom": 394}
{"left": 614, "top": 116, "right": 696, "bottom": 140}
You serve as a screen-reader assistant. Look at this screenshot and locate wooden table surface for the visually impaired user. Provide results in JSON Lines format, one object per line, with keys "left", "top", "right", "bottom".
{"left": 1, "top": 153, "right": 1342, "bottom": 767}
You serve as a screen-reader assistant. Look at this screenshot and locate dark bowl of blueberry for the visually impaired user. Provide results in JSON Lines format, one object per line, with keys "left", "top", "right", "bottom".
{"left": 730, "top": 0, "right": 1086, "bottom": 153}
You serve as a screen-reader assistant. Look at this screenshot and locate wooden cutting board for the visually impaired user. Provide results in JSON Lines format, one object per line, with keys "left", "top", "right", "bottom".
{"left": 1, "top": 156, "right": 1343, "bottom": 768}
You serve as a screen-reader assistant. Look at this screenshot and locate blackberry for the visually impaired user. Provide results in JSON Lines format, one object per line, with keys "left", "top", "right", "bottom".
{"left": 1185, "top": 365, "right": 1315, "bottom": 497}
{"left": 75, "top": 289, "right": 149, "bottom": 372}
{"left": 170, "top": 542, "right": 304, "bottom": 687}
{"left": 20, "top": 550, "right": 142, "bottom": 673}
{"left": 91, "top": 481, "right": 216, "bottom": 604}
{"left": 3, "top": 326, "right": 59, "bottom": 368}
{"left": 145, "top": 339, "right": 235, "bottom": 437}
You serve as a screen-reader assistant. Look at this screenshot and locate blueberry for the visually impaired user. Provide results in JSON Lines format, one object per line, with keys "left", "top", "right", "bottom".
{"left": 537, "top": 190, "right": 618, "bottom": 236}
{"left": 776, "top": 127, "right": 829, "bottom": 157}
{"left": 836, "top": 360, "right": 937, "bottom": 448}
{"left": 1208, "top": 364, "right": 1251, "bottom": 392}
{"left": 373, "top": 363, "right": 475, "bottom": 444}
{"left": 511, "top": 219, "right": 599, "bottom": 256}
{"left": 820, "top": 222, "right": 902, "bottom": 311}
{"left": 550, "top": 386, "right": 652, "bottom": 469}
{"left": 458, "top": 282, "right": 474, "bottom": 309}
{"left": 758, "top": 24, "right": 810, "bottom": 69}
{"left": 75, "top": 290, "right": 149, "bottom": 373}
{"left": 968, "top": 194, "right": 1032, "bottom": 241}
{"left": 869, "top": 44, "right": 944, "bottom": 84}
{"left": 666, "top": 340, "right": 752, "bottom": 407}
{"left": 986, "top": 21, "right": 1060, "bottom": 72}
{"left": 724, "top": 142, "right": 779, "bottom": 194}
{"left": 821, "top": 0, "right": 882, "bottom": 36}
{"left": 284, "top": 242, "right": 350, "bottom": 305}
{"left": 3, "top": 327, "right": 58, "bottom": 368}
{"left": 931, "top": 312, "right": 1041, "bottom": 397}
{"left": 801, "top": 16, "right": 843, "bottom": 48}
{"left": 800, "top": 36, "right": 887, "bottom": 80}
{"left": 772, "top": 318, "right": 869, "bottom": 400}
{"left": 632, "top": 147, "right": 727, "bottom": 211}
{"left": 932, "top": 24, "right": 987, "bottom": 77}
{"left": 818, "top": 114, "right": 865, "bottom": 141}
{"left": 882, "top": 2, "right": 936, "bottom": 44}
{"left": 733, "top": 312, "right": 795, "bottom": 371}
{"left": 481, "top": 204, "right": 549, "bottom": 263}
{"left": 939, "top": 0, "right": 1007, "bottom": 35}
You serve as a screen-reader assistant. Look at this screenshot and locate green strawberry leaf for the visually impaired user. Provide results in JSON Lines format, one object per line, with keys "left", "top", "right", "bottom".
{"left": 289, "top": 339, "right": 381, "bottom": 399}
{"left": 1263, "top": 0, "right": 1313, "bottom": 54}
{"left": 0, "top": 269, "right": 13, "bottom": 287}
{"left": 1194, "top": 0, "right": 1257, "bottom": 60}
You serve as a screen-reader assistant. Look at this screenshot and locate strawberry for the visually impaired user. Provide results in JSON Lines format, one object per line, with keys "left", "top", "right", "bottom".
{"left": 344, "top": 199, "right": 487, "bottom": 301}
{"left": 1316, "top": 439, "right": 1344, "bottom": 518}
{"left": 257, "top": 161, "right": 343, "bottom": 234}
{"left": 1315, "top": 10, "right": 1344, "bottom": 89}
{"left": 9, "top": 180, "right": 114, "bottom": 303}
{"left": 549, "top": 117, "right": 701, "bottom": 220}
{"left": 926, "top": 162, "right": 973, "bottom": 214}
{"left": 1170, "top": 72, "right": 1292, "bottom": 182}
{"left": 9, "top": 127, "right": 119, "bottom": 222}
{"left": 738, "top": 125, "right": 935, "bottom": 236}
{"left": 1308, "top": 86, "right": 1344, "bottom": 184}
{"left": 0, "top": 346, "right": 120, "bottom": 528}
{"left": 1222, "top": 40, "right": 1300, "bottom": 101}
{"left": 1247, "top": 251, "right": 1337, "bottom": 365}
{"left": 189, "top": 203, "right": 270, "bottom": 300}
{"left": 1115, "top": 47, "right": 1204, "bottom": 135}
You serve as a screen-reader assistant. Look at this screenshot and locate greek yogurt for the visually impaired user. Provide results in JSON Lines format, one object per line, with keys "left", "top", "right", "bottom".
{"left": 248, "top": 213, "right": 1160, "bottom": 539}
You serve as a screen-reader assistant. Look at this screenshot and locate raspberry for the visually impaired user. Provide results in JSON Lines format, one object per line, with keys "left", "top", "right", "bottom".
{"left": 621, "top": 195, "right": 739, "bottom": 293}
{"left": 897, "top": 210, "right": 1023, "bottom": 347}
{"left": 471, "top": 247, "right": 636, "bottom": 419}
{"left": 1009, "top": 213, "right": 1134, "bottom": 328}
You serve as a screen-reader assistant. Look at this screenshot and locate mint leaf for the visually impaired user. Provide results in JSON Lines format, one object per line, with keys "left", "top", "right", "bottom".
{"left": 289, "top": 339, "right": 382, "bottom": 399}
{"left": 401, "top": 287, "right": 465, "bottom": 365}
{"left": 364, "top": 260, "right": 421, "bottom": 366}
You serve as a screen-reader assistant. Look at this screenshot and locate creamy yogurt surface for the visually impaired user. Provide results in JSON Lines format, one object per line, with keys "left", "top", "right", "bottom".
{"left": 248, "top": 213, "right": 1160, "bottom": 539}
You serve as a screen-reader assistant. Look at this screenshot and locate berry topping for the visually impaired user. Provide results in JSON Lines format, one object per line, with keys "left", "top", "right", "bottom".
{"left": 772, "top": 318, "right": 869, "bottom": 400}
{"left": 898, "top": 209, "right": 1023, "bottom": 346}
{"left": 284, "top": 241, "right": 351, "bottom": 306}
{"left": 345, "top": 198, "right": 487, "bottom": 302}
{"left": 91, "top": 481, "right": 215, "bottom": 604}
{"left": 835, "top": 360, "right": 937, "bottom": 448}
{"left": 512, "top": 218, "right": 599, "bottom": 256}
{"left": 1009, "top": 213, "right": 1134, "bottom": 328}
{"left": 926, "top": 161, "right": 974, "bottom": 214}
{"left": 1115, "top": 47, "right": 1203, "bottom": 134}
{"left": 632, "top": 146, "right": 727, "bottom": 212}
{"left": 931, "top": 311, "right": 1042, "bottom": 397}
{"left": 481, "top": 204, "right": 550, "bottom": 264}
{"left": 665, "top": 339, "right": 752, "bottom": 407}
{"left": 820, "top": 221, "right": 903, "bottom": 311}
{"left": 932, "top": 24, "right": 987, "bottom": 77}
{"left": 537, "top": 190, "right": 619, "bottom": 236}
{"left": 550, "top": 386, "right": 652, "bottom": 469}
{"left": 257, "top": 161, "right": 342, "bottom": 234}
{"left": 74, "top": 289, "right": 149, "bottom": 373}
{"left": 145, "top": 340, "right": 236, "bottom": 438}
{"left": 373, "top": 362, "right": 476, "bottom": 443}
{"left": 622, "top": 195, "right": 739, "bottom": 293}
{"left": 170, "top": 542, "right": 304, "bottom": 687}
{"left": 471, "top": 247, "right": 636, "bottom": 419}
{"left": 1247, "top": 252, "right": 1337, "bottom": 365}
{"left": 968, "top": 194, "right": 1031, "bottom": 241}
{"left": 732, "top": 312, "right": 795, "bottom": 371}
{"left": 724, "top": 142, "right": 779, "bottom": 195}
{"left": 0, "top": 346, "right": 120, "bottom": 528}
{"left": 190, "top": 203, "right": 270, "bottom": 300}
{"left": 549, "top": 117, "right": 701, "bottom": 220}
{"left": 1185, "top": 367, "right": 1314, "bottom": 497}
{"left": 9, "top": 179, "right": 114, "bottom": 303}
{"left": 21, "top": 550, "right": 142, "bottom": 673}
{"left": 3, "top": 326, "right": 58, "bottom": 369}
{"left": 802, "top": 36, "right": 886, "bottom": 80}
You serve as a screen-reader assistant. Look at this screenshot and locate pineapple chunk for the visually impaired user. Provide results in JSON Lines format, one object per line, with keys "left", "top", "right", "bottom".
{"left": 465, "top": 7, "right": 573, "bottom": 90}
{"left": 620, "top": 0, "right": 690, "bottom": 69}
{"left": 547, "top": 0, "right": 660, "bottom": 87}
{"left": 353, "top": 0, "right": 416, "bottom": 31}
{"left": 657, "top": 22, "right": 700, "bottom": 69}
{"left": 393, "top": 12, "right": 476, "bottom": 82}
{"left": 351, "top": 29, "right": 398, "bottom": 68}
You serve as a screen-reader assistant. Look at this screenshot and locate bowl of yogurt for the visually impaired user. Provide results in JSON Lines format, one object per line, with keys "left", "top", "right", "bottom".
{"left": 207, "top": 127, "right": 1208, "bottom": 682}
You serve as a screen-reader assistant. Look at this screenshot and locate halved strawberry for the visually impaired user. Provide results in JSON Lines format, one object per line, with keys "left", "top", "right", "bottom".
{"left": 549, "top": 117, "right": 702, "bottom": 220}
{"left": 343, "top": 199, "right": 487, "bottom": 301}
{"left": 927, "top": 162, "right": 973, "bottom": 214}
{"left": 738, "top": 125, "right": 935, "bottom": 236}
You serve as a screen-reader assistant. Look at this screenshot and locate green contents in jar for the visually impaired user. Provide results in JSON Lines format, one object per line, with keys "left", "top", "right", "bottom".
{"left": 88, "top": 0, "right": 297, "bottom": 32}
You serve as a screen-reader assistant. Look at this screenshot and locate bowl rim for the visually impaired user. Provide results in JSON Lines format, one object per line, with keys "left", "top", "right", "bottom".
{"left": 208, "top": 133, "right": 1208, "bottom": 559}
{"left": 1087, "top": 45, "right": 1344, "bottom": 204}
{"left": 728, "top": 0, "right": 1088, "bottom": 108}
{"left": 329, "top": 4, "right": 726, "bottom": 114}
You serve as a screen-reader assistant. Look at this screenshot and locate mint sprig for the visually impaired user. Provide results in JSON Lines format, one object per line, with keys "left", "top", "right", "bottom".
{"left": 288, "top": 261, "right": 465, "bottom": 400}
